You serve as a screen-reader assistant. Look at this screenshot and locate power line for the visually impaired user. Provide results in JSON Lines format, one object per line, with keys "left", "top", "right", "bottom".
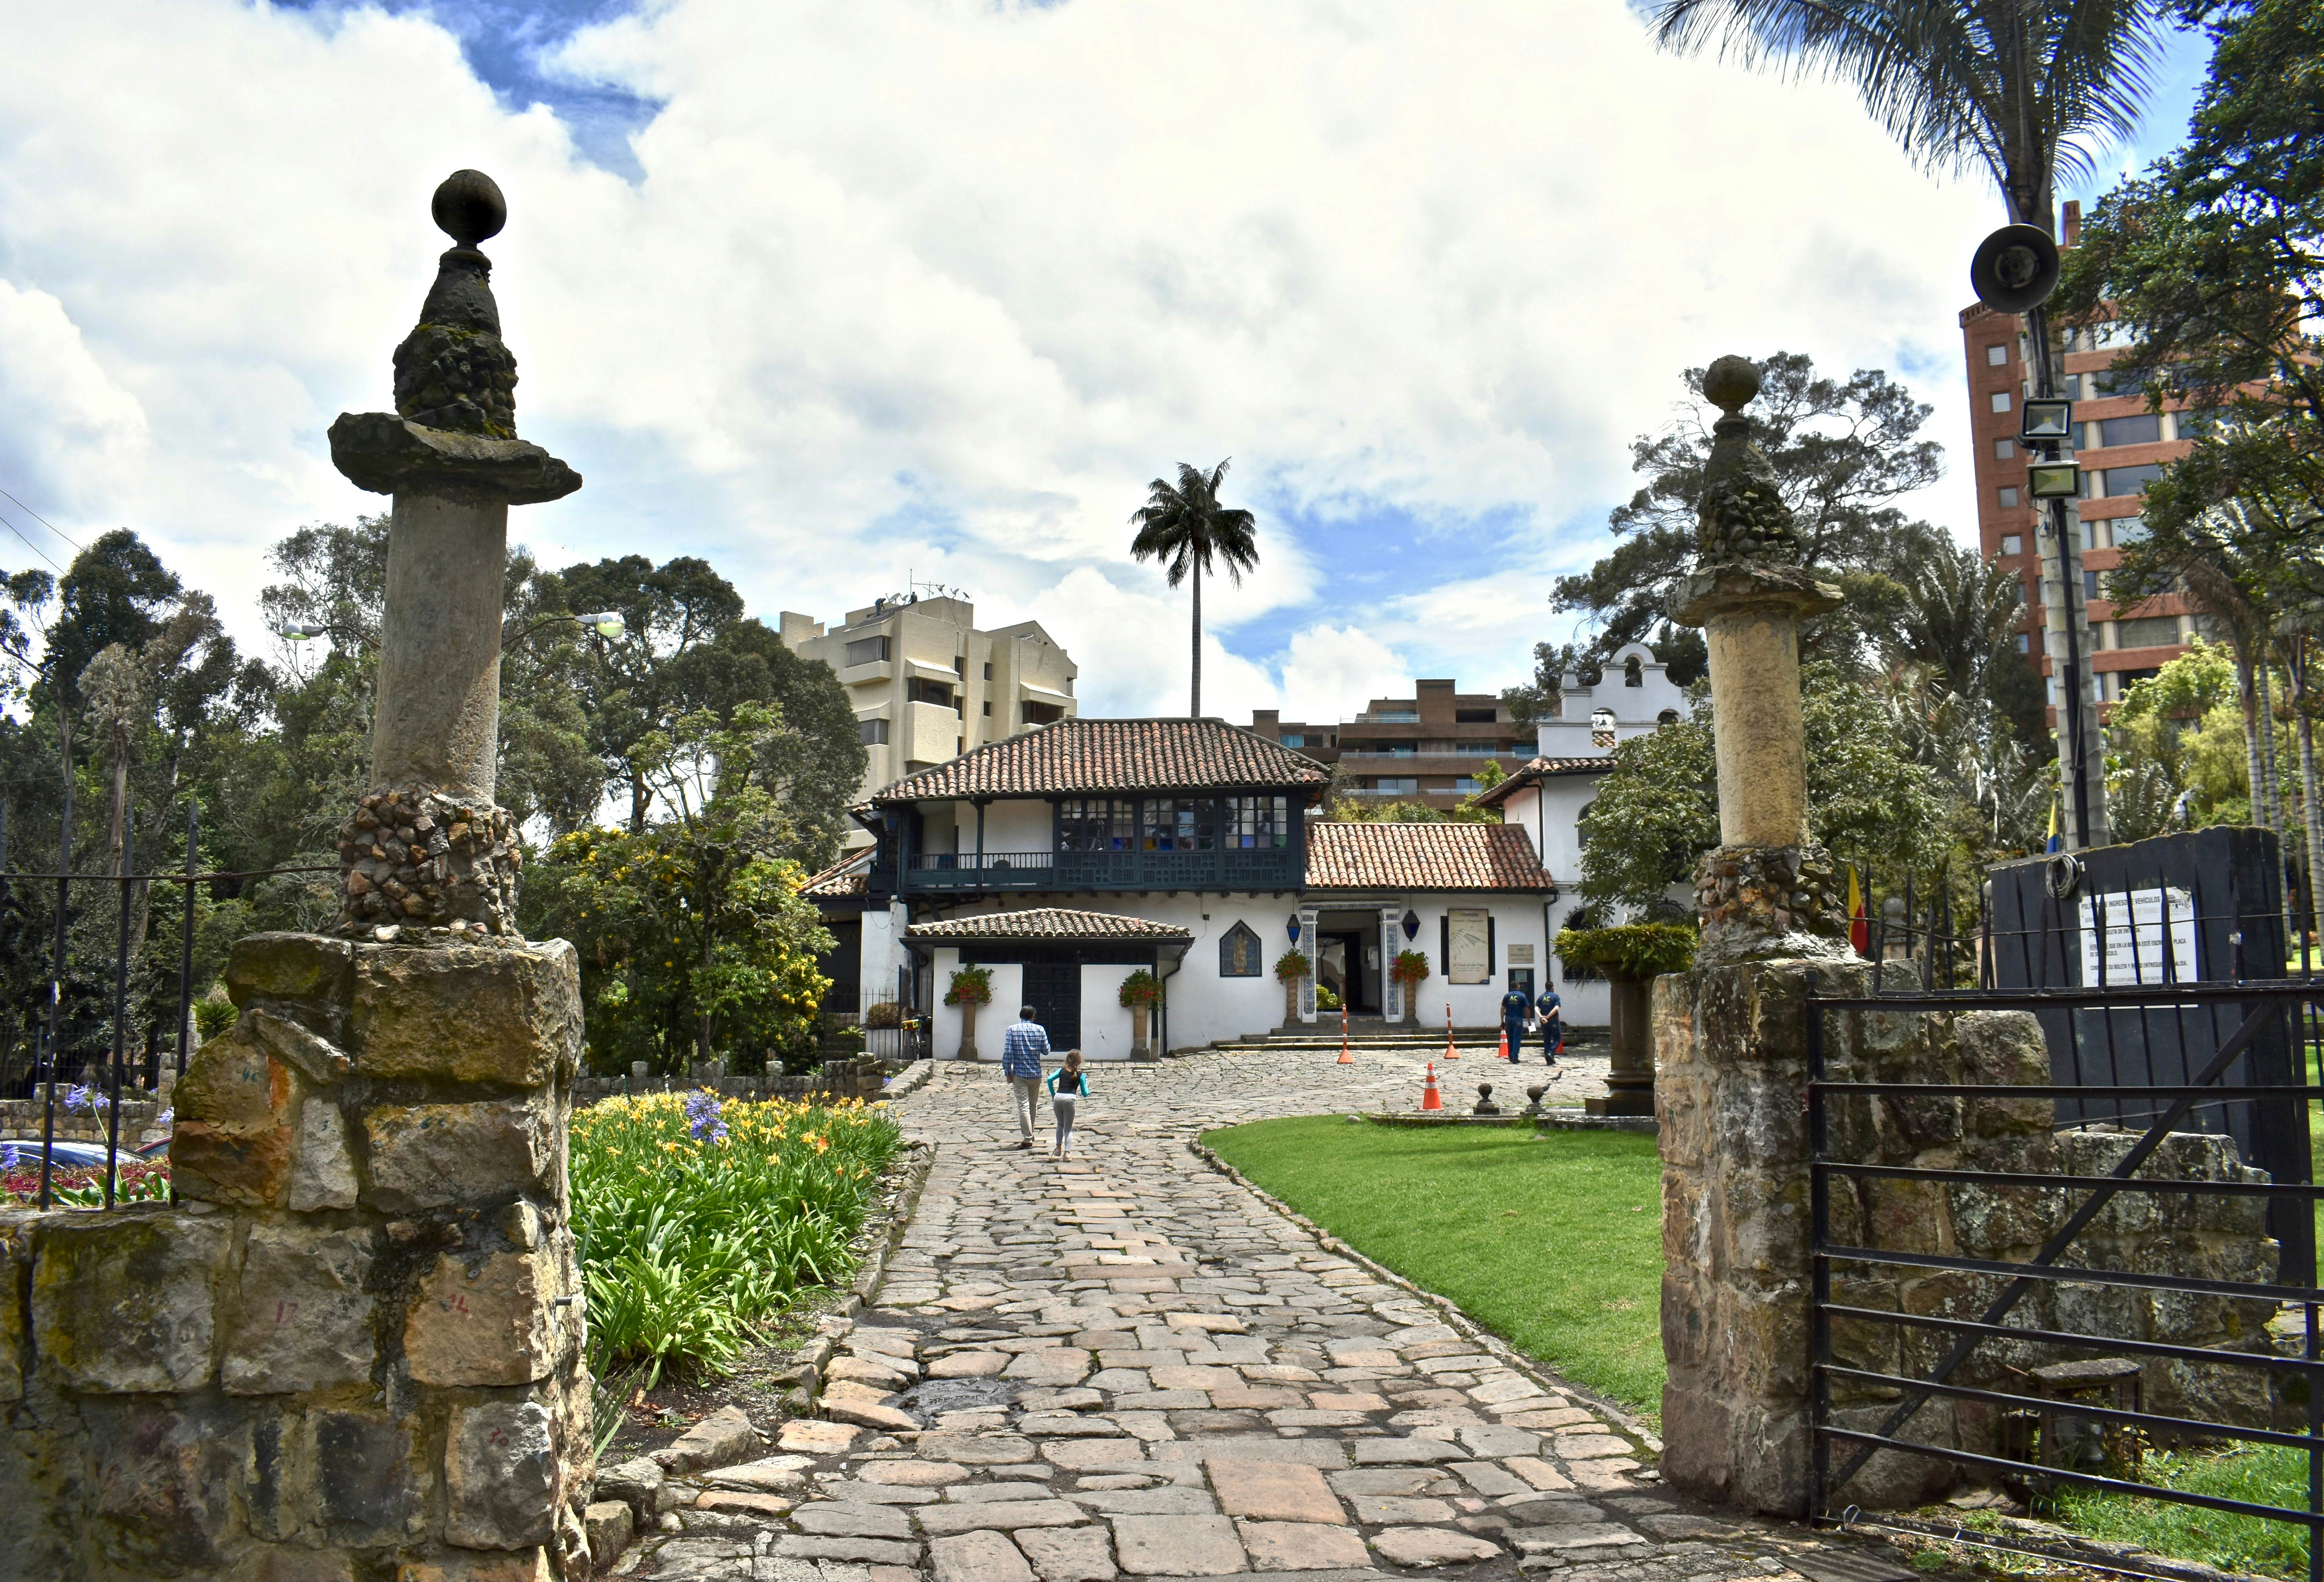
{"left": 0, "top": 484, "right": 82, "bottom": 557}
{"left": 0, "top": 505, "right": 64, "bottom": 575}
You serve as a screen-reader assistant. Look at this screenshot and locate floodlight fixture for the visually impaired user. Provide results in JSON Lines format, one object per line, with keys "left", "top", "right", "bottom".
{"left": 2027, "top": 460, "right": 2082, "bottom": 500}
{"left": 2021, "top": 398, "right": 2074, "bottom": 443}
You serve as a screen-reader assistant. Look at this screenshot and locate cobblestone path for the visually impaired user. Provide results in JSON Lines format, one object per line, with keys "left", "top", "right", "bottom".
{"left": 616, "top": 1052, "right": 1838, "bottom": 1582}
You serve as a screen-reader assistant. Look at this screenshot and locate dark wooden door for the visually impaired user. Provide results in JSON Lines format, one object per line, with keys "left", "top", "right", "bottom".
{"left": 1020, "top": 960, "right": 1082, "bottom": 1051}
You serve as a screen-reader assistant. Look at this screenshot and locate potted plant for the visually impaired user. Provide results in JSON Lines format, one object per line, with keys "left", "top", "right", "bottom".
{"left": 1389, "top": 949, "right": 1431, "bottom": 1027}
{"left": 1273, "top": 948, "right": 1312, "bottom": 1026}
{"left": 944, "top": 965, "right": 994, "bottom": 1061}
{"left": 1119, "top": 969, "right": 1162, "bottom": 1059}
{"left": 1552, "top": 922, "right": 1696, "bottom": 1117}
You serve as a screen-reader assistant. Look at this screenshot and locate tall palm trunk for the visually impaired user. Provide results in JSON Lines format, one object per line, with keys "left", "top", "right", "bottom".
{"left": 1189, "top": 559, "right": 1203, "bottom": 718}
{"left": 2256, "top": 653, "right": 2285, "bottom": 835}
{"left": 2289, "top": 635, "right": 2323, "bottom": 951}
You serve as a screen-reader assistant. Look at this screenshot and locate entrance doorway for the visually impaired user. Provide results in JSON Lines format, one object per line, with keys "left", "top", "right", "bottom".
{"left": 1020, "top": 959, "right": 1082, "bottom": 1049}
{"left": 1316, "top": 910, "right": 1385, "bottom": 1016}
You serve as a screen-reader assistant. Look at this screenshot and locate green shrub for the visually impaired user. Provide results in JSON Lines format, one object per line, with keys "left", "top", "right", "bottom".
{"left": 1554, "top": 923, "right": 1697, "bottom": 980}
{"left": 191, "top": 992, "right": 239, "bottom": 1040}
{"left": 1273, "top": 948, "right": 1312, "bottom": 983}
{"left": 1118, "top": 969, "right": 1162, "bottom": 1008}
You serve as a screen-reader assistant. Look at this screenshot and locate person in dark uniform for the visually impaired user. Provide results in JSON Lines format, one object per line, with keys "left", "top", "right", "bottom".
{"left": 1534, "top": 986, "right": 1563, "bottom": 1064}
{"left": 1499, "top": 982, "right": 1530, "bottom": 1061}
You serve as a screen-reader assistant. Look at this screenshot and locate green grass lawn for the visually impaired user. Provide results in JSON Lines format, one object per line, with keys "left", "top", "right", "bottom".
{"left": 1203, "top": 1116, "right": 1665, "bottom": 1421}
{"left": 2047, "top": 1445, "right": 2315, "bottom": 1581}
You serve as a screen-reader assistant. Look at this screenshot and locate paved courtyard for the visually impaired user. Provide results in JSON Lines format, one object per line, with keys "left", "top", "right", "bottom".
{"left": 613, "top": 1050, "right": 1844, "bottom": 1582}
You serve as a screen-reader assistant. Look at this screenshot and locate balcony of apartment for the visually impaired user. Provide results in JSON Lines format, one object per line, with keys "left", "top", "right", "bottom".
{"left": 901, "top": 844, "right": 1303, "bottom": 895}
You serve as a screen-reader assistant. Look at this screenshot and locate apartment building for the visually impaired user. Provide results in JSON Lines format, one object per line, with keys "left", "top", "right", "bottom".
{"left": 1959, "top": 201, "right": 2203, "bottom": 724}
{"left": 1251, "top": 678, "right": 1524, "bottom": 812}
{"left": 779, "top": 593, "right": 1078, "bottom": 843}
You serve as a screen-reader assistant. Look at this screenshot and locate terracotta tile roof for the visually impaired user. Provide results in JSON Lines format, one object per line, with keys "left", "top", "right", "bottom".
{"left": 1465, "top": 755, "right": 1617, "bottom": 810}
{"left": 904, "top": 908, "right": 1194, "bottom": 942}
{"left": 868, "top": 718, "right": 1330, "bottom": 803}
{"left": 1303, "top": 821, "right": 1551, "bottom": 891}
{"left": 801, "top": 851, "right": 871, "bottom": 898}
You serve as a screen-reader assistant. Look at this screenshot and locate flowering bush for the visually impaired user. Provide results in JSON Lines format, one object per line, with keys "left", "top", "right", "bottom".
{"left": 569, "top": 1089, "right": 900, "bottom": 1386}
{"left": 1390, "top": 949, "right": 1432, "bottom": 986}
{"left": 62, "top": 1083, "right": 111, "bottom": 1114}
{"left": 1273, "top": 948, "right": 1313, "bottom": 984}
{"left": 1117, "top": 969, "right": 1162, "bottom": 1009}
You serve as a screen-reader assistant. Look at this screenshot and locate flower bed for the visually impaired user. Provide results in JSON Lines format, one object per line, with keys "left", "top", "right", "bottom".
{"left": 569, "top": 1089, "right": 902, "bottom": 1385}
{"left": 0, "top": 1152, "right": 172, "bottom": 1207}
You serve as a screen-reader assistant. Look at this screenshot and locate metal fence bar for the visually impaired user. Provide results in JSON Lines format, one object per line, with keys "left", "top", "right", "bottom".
{"left": 103, "top": 801, "right": 131, "bottom": 1209}
{"left": 1818, "top": 1301, "right": 2324, "bottom": 1373}
{"left": 176, "top": 797, "right": 197, "bottom": 1079}
{"left": 1819, "top": 990, "right": 2278, "bottom": 1498}
{"left": 1818, "top": 1362, "right": 2324, "bottom": 1451}
{"left": 36, "top": 747, "right": 70, "bottom": 1211}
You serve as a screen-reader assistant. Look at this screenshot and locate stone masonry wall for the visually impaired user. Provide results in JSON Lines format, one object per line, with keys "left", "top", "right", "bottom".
{"left": 0, "top": 931, "right": 592, "bottom": 1582}
{"left": 1659, "top": 959, "right": 2279, "bottom": 1518}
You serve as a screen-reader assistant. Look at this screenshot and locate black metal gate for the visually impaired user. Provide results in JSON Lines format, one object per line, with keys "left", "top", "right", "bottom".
{"left": 1806, "top": 958, "right": 2324, "bottom": 1582}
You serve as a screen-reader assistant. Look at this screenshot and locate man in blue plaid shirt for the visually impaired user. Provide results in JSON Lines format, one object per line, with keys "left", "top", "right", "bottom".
{"left": 1000, "top": 1004, "right": 1051, "bottom": 1149}
{"left": 999, "top": 999, "right": 1055, "bottom": 1147}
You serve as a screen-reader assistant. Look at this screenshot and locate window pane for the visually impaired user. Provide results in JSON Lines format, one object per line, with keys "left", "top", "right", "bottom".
{"left": 2000, "top": 534, "right": 2023, "bottom": 556}
{"left": 1994, "top": 438, "right": 2015, "bottom": 459}
{"left": 2099, "top": 413, "right": 2162, "bottom": 448}
{"left": 1998, "top": 486, "right": 2019, "bottom": 507}
{"left": 1986, "top": 344, "right": 2008, "bottom": 366}
{"left": 2117, "top": 615, "right": 2180, "bottom": 649}
{"left": 1991, "top": 392, "right": 2013, "bottom": 413}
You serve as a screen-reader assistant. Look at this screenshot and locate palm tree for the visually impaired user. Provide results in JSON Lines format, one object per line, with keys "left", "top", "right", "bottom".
{"left": 1647, "top": 0, "right": 2170, "bottom": 245}
{"left": 1128, "top": 460, "right": 1260, "bottom": 718}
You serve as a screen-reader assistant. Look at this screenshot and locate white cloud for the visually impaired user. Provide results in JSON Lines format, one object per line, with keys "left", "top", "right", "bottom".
{"left": 0, "top": 0, "right": 2004, "bottom": 711}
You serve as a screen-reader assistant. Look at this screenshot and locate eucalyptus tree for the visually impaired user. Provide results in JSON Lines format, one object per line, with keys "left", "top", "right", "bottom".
{"left": 1128, "top": 459, "right": 1260, "bottom": 719}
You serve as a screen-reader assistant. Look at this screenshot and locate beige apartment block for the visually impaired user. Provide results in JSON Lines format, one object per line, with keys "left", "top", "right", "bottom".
{"left": 780, "top": 594, "right": 1078, "bottom": 842}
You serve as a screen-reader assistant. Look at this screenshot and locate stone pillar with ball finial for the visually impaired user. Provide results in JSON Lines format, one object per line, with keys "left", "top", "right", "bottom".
{"left": 1655, "top": 353, "right": 1878, "bottom": 1519}
{"left": 1670, "top": 354, "right": 1852, "bottom": 964}
{"left": 328, "top": 170, "right": 581, "bottom": 940}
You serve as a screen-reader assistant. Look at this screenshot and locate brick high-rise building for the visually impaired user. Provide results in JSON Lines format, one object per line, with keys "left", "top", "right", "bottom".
{"left": 1959, "top": 201, "right": 2206, "bottom": 729}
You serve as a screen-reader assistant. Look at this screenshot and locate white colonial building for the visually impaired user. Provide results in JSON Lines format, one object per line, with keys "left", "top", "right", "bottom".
{"left": 803, "top": 718, "right": 1563, "bottom": 1058}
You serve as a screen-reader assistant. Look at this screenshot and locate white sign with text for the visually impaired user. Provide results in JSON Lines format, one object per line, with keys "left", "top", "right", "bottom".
{"left": 2077, "top": 887, "right": 2198, "bottom": 985}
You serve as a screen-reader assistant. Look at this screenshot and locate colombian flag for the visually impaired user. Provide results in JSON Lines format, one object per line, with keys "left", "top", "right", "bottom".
{"left": 2045, "top": 795, "right": 2062, "bottom": 855}
{"left": 1847, "top": 865, "right": 1868, "bottom": 954}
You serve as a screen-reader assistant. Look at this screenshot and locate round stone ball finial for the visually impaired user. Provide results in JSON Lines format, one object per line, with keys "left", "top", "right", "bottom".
{"left": 431, "top": 169, "right": 507, "bottom": 249}
{"left": 1702, "top": 355, "right": 1760, "bottom": 418}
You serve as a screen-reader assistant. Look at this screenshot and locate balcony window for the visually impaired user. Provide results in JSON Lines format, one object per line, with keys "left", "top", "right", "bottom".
{"left": 1022, "top": 700, "right": 1065, "bottom": 726}
{"left": 1455, "top": 778, "right": 1482, "bottom": 795}
{"left": 1279, "top": 733, "right": 1305, "bottom": 748}
{"left": 907, "top": 677, "right": 958, "bottom": 710}
{"left": 1058, "top": 798, "right": 1136, "bottom": 852}
{"left": 843, "top": 634, "right": 891, "bottom": 666}
{"left": 1142, "top": 798, "right": 1215, "bottom": 851}
{"left": 1224, "top": 795, "right": 1290, "bottom": 849}
{"left": 1455, "top": 708, "right": 1497, "bottom": 723}
{"left": 857, "top": 718, "right": 889, "bottom": 746}
{"left": 1370, "top": 778, "right": 1420, "bottom": 795}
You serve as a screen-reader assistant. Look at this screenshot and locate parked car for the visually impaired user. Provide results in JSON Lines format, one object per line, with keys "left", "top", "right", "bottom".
{"left": 0, "top": 1138, "right": 118, "bottom": 1169}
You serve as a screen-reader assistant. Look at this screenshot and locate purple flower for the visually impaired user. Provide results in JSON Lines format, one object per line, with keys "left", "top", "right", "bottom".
{"left": 63, "top": 1083, "right": 109, "bottom": 1114}
{"left": 684, "top": 1090, "right": 728, "bottom": 1143}
{"left": 156, "top": 1108, "right": 173, "bottom": 1127}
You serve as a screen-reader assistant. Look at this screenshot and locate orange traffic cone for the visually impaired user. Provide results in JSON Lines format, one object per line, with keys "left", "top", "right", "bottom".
{"left": 1496, "top": 1027, "right": 1511, "bottom": 1061}
{"left": 1443, "top": 1003, "right": 1460, "bottom": 1060}
{"left": 1420, "top": 1061, "right": 1443, "bottom": 1111}
{"left": 1338, "top": 1005, "right": 1354, "bottom": 1064}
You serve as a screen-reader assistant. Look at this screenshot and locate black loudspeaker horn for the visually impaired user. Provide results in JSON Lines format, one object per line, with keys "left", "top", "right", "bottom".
{"left": 1970, "top": 223, "right": 2061, "bottom": 313}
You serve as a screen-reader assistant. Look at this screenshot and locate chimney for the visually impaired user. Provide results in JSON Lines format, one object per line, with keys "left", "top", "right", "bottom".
{"left": 2062, "top": 201, "right": 2082, "bottom": 249}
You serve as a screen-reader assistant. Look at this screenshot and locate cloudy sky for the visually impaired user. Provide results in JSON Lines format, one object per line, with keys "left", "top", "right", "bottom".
{"left": 0, "top": 0, "right": 2207, "bottom": 722}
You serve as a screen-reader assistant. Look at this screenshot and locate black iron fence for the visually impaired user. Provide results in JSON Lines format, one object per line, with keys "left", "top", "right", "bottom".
{"left": 0, "top": 788, "right": 336, "bottom": 1212}
{"left": 1806, "top": 962, "right": 2324, "bottom": 1582}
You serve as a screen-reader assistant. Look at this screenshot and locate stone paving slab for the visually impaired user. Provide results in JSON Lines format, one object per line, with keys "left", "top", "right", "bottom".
{"left": 613, "top": 1051, "right": 1856, "bottom": 1581}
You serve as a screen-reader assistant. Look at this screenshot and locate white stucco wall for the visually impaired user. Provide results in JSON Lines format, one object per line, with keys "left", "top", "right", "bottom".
{"left": 1078, "top": 964, "right": 1138, "bottom": 1061}
{"left": 979, "top": 798, "right": 1053, "bottom": 854}
{"left": 926, "top": 949, "right": 1021, "bottom": 1061}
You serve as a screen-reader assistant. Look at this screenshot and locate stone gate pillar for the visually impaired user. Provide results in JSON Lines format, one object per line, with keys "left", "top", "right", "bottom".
{"left": 1657, "top": 355, "right": 1859, "bottom": 1516}
{"left": 0, "top": 172, "right": 596, "bottom": 1581}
